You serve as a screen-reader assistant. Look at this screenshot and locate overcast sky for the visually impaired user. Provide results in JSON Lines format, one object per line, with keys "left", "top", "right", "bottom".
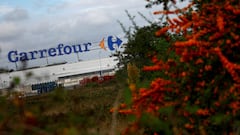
{"left": 0, "top": 0, "right": 162, "bottom": 69}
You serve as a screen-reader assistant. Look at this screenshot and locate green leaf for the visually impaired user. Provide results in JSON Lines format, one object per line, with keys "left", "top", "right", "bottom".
{"left": 127, "top": 114, "right": 137, "bottom": 122}
{"left": 210, "top": 114, "right": 231, "bottom": 125}
{"left": 158, "top": 106, "right": 174, "bottom": 115}
{"left": 140, "top": 113, "right": 172, "bottom": 135}
{"left": 64, "top": 127, "right": 79, "bottom": 135}
{"left": 12, "top": 76, "right": 21, "bottom": 85}
{"left": 0, "top": 114, "right": 3, "bottom": 121}
{"left": 124, "top": 88, "right": 132, "bottom": 105}
{"left": 185, "top": 105, "right": 199, "bottom": 114}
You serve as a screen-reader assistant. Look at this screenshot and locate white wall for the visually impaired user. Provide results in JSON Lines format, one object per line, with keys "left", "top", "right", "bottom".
{"left": 0, "top": 57, "right": 118, "bottom": 90}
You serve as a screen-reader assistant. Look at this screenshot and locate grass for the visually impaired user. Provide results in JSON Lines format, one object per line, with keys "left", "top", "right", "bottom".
{"left": 0, "top": 79, "right": 129, "bottom": 135}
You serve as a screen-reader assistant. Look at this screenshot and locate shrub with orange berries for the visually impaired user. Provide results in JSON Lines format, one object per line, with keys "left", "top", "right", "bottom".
{"left": 120, "top": 0, "right": 240, "bottom": 134}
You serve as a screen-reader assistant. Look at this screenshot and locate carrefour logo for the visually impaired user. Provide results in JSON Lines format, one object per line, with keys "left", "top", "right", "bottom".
{"left": 7, "top": 35, "right": 123, "bottom": 63}
{"left": 99, "top": 35, "right": 123, "bottom": 51}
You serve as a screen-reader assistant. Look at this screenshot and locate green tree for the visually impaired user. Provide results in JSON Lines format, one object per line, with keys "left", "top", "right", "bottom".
{"left": 114, "top": 11, "right": 172, "bottom": 81}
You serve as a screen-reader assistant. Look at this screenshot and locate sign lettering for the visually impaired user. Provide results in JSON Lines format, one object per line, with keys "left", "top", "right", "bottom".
{"left": 7, "top": 36, "right": 122, "bottom": 63}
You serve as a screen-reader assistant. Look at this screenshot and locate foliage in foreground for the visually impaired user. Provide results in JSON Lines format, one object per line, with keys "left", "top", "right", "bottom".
{"left": 118, "top": 0, "right": 240, "bottom": 134}
{"left": 0, "top": 80, "right": 126, "bottom": 135}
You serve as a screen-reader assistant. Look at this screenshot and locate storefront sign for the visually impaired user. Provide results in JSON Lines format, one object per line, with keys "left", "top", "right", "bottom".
{"left": 7, "top": 36, "right": 122, "bottom": 63}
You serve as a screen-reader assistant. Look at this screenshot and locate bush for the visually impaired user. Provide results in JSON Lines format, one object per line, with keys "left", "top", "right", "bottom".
{"left": 119, "top": 0, "right": 240, "bottom": 134}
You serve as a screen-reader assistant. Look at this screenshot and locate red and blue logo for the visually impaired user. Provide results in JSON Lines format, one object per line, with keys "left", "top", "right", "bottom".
{"left": 99, "top": 36, "right": 123, "bottom": 51}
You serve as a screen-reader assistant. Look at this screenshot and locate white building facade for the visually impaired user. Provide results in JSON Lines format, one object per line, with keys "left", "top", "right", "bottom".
{"left": 0, "top": 57, "right": 118, "bottom": 93}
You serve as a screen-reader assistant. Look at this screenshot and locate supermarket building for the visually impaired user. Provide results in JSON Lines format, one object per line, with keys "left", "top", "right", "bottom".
{"left": 0, "top": 57, "right": 118, "bottom": 94}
